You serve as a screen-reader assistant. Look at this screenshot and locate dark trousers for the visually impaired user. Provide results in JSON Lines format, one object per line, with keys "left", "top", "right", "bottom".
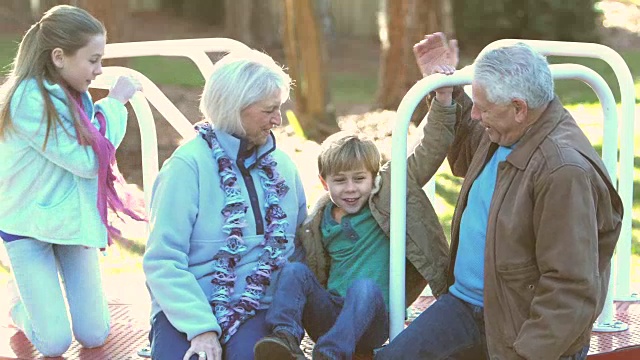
{"left": 149, "top": 309, "right": 269, "bottom": 360}
{"left": 375, "top": 293, "right": 589, "bottom": 360}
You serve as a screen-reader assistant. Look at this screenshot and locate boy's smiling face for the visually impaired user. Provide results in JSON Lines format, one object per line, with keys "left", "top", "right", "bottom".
{"left": 319, "top": 166, "right": 374, "bottom": 222}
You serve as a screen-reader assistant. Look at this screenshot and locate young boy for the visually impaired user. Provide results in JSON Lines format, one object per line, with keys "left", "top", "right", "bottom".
{"left": 254, "top": 78, "right": 457, "bottom": 360}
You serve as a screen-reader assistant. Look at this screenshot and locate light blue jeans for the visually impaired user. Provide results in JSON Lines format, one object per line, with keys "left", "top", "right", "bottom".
{"left": 4, "top": 238, "right": 110, "bottom": 357}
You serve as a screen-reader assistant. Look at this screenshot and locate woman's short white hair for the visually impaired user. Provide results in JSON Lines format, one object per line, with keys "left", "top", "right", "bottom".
{"left": 473, "top": 43, "right": 554, "bottom": 109}
{"left": 199, "top": 49, "right": 291, "bottom": 136}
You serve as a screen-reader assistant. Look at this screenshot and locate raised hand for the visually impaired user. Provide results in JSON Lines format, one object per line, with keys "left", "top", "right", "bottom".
{"left": 108, "top": 75, "right": 143, "bottom": 104}
{"left": 413, "top": 32, "right": 459, "bottom": 78}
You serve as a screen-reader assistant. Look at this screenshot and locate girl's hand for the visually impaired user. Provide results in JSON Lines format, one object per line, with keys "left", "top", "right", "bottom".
{"left": 183, "top": 331, "right": 222, "bottom": 360}
{"left": 108, "top": 76, "right": 142, "bottom": 104}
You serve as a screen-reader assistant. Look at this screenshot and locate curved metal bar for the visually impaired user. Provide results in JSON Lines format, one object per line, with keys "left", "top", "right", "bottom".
{"left": 484, "top": 39, "right": 635, "bottom": 299}
{"left": 390, "top": 63, "right": 618, "bottom": 340}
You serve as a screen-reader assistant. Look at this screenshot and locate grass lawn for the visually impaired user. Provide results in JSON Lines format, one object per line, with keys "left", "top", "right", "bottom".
{"left": 0, "top": 36, "right": 639, "bottom": 291}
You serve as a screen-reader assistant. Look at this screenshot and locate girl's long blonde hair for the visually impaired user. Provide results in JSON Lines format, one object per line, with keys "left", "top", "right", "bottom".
{"left": 0, "top": 5, "right": 105, "bottom": 148}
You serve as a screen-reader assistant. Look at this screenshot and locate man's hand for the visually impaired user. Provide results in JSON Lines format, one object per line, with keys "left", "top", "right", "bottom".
{"left": 413, "top": 32, "right": 459, "bottom": 78}
{"left": 183, "top": 331, "right": 222, "bottom": 360}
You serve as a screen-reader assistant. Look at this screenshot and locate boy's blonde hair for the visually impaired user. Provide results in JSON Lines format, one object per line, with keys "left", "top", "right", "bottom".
{"left": 318, "top": 131, "right": 381, "bottom": 178}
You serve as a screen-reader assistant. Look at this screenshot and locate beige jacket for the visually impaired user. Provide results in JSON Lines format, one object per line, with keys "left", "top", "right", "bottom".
{"left": 446, "top": 90, "right": 623, "bottom": 360}
{"left": 298, "top": 99, "right": 456, "bottom": 305}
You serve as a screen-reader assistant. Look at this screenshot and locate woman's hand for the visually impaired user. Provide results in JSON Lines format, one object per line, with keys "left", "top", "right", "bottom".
{"left": 108, "top": 76, "right": 142, "bottom": 104}
{"left": 183, "top": 331, "right": 222, "bottom": 360}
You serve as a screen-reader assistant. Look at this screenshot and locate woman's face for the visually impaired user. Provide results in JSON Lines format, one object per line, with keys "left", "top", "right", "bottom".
{"left": 239, "top": 92, "right": 282, "bottom": 149}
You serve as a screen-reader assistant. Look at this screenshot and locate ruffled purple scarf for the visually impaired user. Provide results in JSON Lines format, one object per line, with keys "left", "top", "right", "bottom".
{"left": 69, "top": 92, "right": 146, "bottom": 247}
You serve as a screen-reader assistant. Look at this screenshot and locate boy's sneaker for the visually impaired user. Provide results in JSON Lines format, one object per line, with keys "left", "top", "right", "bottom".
{"left": 254, "top": 330, "right": 306, "bottom": 360}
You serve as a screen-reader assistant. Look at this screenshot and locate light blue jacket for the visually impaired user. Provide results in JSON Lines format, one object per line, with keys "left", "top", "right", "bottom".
{"left": 143, "top": 130, "right": 307, "bottom": 341}
{"left": 0, "top": 79, "right": 128, "bottom": 247}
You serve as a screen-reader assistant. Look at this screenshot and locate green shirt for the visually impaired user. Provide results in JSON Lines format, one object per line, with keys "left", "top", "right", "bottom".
{"left": 321, "top": 203, "right": 390, "bottom": 308}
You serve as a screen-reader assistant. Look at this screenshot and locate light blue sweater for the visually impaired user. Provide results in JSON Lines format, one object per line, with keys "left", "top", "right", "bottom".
{"left": 0, "top": 79, "right": 128, "bottom": 247}
{"left": 143, "top": 130, "right": 307, "bottom": 341}
{"left": 449, "top": 146, "right": 512, "bottom": 306}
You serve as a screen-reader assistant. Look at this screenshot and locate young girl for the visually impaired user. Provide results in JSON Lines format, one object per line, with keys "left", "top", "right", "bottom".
{"left": 0, "top": 5, "right": 143, "bottom": 357}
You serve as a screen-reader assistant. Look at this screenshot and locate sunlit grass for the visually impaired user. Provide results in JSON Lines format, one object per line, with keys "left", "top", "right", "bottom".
{"left": 0, "top": 37, "right": 19, "bottom": 76}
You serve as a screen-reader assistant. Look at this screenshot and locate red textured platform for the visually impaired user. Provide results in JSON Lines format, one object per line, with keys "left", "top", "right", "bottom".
{"left": 404, "top": 296, "right": 640, "bottom": 360}
{"left": 0, "top": 302, "right": 150, "bottom": 360}
{"left": 3, "top": 296, "right": 640, "bottom": 359}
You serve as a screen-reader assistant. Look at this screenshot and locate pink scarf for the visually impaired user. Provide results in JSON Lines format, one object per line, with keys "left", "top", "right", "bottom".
{"left": 70, "top": 92, "right": 146, "bottom": 247}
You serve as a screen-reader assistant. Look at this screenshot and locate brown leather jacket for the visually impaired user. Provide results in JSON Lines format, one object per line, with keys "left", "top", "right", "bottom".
{"left": 297, "top": 99, "right": 455, "bottom": 306}
{"left": 446, "top": 90, "right": 623, "bottom": 360}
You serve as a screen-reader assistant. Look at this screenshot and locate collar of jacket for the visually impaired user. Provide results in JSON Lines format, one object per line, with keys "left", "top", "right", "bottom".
{"left": 16, "top": 78, "right": 95, "bottom": 121}
{"left": 504, "top": 96, "right": 565, "bottom": 171}
{"left": 214, "top": 129, "right": 277, "bottom": 169}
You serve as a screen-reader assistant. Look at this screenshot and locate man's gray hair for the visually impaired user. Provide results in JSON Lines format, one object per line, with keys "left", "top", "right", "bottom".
{"left": 199, "top": 49, "right": 291, "bottom": 136}
{"left": 473, "top": 43, "right": 554, "bottom": 109}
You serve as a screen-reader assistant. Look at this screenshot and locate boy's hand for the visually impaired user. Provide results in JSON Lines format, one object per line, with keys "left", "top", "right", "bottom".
{"left": 413, "top": 32, "right": 459, "bottom": 77}
{"left": 108, "top": 75, "right": 142, "bottom": 104}
{"left": 432, "top": 65, "right": 455, "bottom": 105}
{"left": 413, "top": 32, "right": 458, "bottom": 105}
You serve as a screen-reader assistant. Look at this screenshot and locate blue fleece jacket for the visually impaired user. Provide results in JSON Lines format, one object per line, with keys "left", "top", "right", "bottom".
{"left": 0, "top": 78, "right": 128, "bottom": 247}
{"left": 142, "top": 130, "right": 307, "bottom": 341}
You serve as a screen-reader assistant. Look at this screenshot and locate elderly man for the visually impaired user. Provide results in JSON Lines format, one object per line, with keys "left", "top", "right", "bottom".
{"left": 375, "top": 34, "right": 623, "bottom": 360}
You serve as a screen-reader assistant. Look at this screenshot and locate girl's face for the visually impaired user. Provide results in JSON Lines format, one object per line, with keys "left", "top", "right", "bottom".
{"left": 54, "top": 34, "right": 105, "bottom": 93}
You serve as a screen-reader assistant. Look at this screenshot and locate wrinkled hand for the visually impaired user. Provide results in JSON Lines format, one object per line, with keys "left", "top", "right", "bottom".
{"left": 108, "top": 75, "right": 142, "bottom": 104}
{"left": 414, "top": 32, "right": 458, "bottom": 104}
{"left": 183, "top": 331, "right": 222, "bottom": 360}
{"left": 413, "top": 32, "right": 459, "bottom": 78}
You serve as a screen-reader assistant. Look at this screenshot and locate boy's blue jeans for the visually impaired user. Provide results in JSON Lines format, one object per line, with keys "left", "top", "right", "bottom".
{"left": 374, "top": 293, "right": 589, "bottom": 360}
{"left": 265, "top": 262, "right": 389, "bottom": 359}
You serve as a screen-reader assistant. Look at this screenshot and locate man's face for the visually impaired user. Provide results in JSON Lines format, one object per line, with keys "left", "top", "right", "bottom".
{"left": 319, "top": 167, "right": 374, "bottom": 222}
{"left": 470, "top": 82, "right": 523, "bottom": 147}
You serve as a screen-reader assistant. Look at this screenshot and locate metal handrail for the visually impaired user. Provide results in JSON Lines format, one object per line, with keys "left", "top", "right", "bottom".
{"left": 390, "top": 59, "right": 628, "bottom": 339}
{"left": 484, "top": 40, "right": 636, "bottom": 301}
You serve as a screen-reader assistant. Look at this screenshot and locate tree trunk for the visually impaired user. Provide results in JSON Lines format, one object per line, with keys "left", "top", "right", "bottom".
{"left": 282, "top": 0, "right": 339, "bottom": 143}
{"left": 375, "top": 0, "right": 453, "bottom": 125}
{"left": 76, "top": 0, "right": 129, "bottom": 44}
{"left": 33, "top": 0, "right": 69, "bottom": 17}
{"left": 183, "top": 0, "right": 225, "bottom": 26}
{"left": 76, "top": 0, "right": 130, "bottom": 66}
{"left": 252, "top": 0, "right": 281, "bottom": 48}
{"left": 375, "top": 0, "right": 408, "bottom": 111}
{"left": 8, "top": 0, "right": 32, "bottom": 23}
{"left": 225, "top": 0, "right": 254, "bottom": 46}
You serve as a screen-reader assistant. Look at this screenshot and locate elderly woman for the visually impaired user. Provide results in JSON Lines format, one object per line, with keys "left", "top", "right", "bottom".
{"left": 143, "top": 50, "right": 307, "bottom": 360}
